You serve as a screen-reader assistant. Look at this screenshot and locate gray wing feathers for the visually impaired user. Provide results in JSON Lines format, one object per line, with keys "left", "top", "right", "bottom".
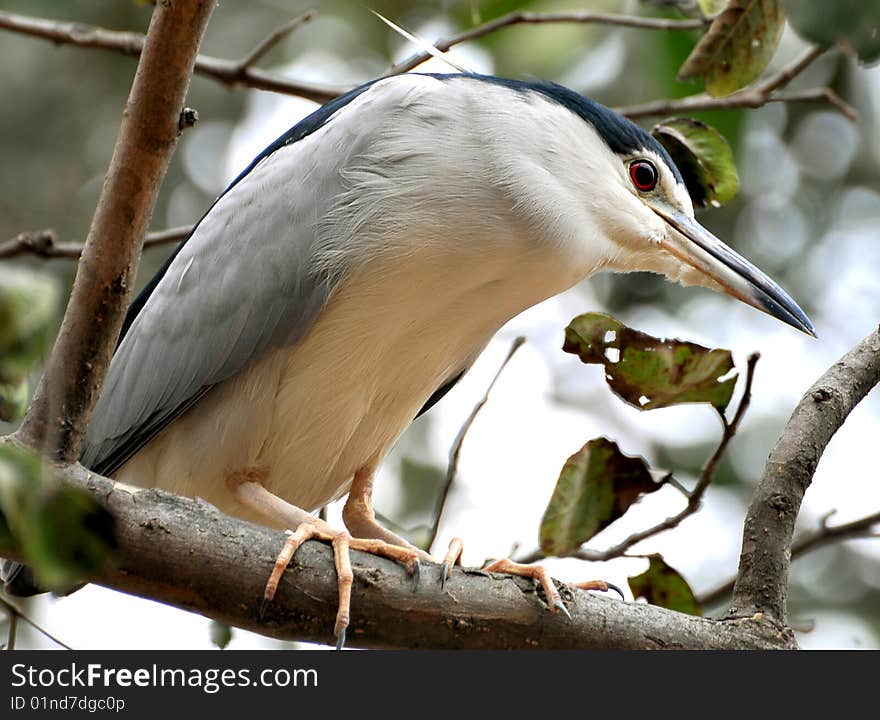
{"left": 80, "top": 133, "right": 350, "bottom": 473}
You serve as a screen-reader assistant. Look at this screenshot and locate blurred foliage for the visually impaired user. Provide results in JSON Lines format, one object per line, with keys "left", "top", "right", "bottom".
{"left": 0, "top": 0, "right": 877, "bottom": 646}
{"left": 540, "top": 437, "right": 665, "bottom": 555}
{"left": 0, "top": 443, "right": 115, "bottom": 590}
{"left": 784, "top": 1, "right": 880, "bottom": 65}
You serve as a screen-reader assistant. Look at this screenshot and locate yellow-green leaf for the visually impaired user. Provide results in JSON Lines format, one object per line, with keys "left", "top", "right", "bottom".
{"left": 0, "top": 379, "right": 28, "bottom": 422}
{"left": 652, "top": 117, "right": 739, "bottom": 208}
{"left": 678, "top": 0, "right": 784, "bottom": 96}
{"left": 628, "top": 555, "right": 702, "bottom": 616}
{"left": 699, "top": 0, "right": 729, "bottom": 16}
{"left": 563, "top": 313, "right": 737, "bottom": 411}
{"left": 784, "top": 0, "right": 880, "bottom": 66}
{"left": 540, "top": 438, "right": 666, "bottom": 556}
{"left": 0, "top": 267, "right": 57, "bottom": 385}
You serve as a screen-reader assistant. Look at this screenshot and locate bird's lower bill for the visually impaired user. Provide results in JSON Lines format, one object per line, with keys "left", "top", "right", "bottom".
{"left": 650, "top": 204, "right": 816, "bottom": 337}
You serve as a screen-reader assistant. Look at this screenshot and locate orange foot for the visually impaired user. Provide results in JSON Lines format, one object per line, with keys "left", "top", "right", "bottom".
{"left": 260, "top": 521, "right": 421, "bottom": 650}
{"left": 482, "top": 557, "right": 624, "bottom": 620}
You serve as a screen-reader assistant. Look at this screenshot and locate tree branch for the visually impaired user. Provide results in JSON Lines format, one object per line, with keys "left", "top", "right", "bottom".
{"left": 426, "top": 337, "right": 525, "bottom": 554}
{"left": 0, "top": 460, "right": 790, "bottom": 650}
{"left": 233, "top": 10, "right": 315, "bottom": 72}
{"left": 730, "top": 327, "right": 880, "bottom": 623}
{"left": 388, "top": 10, "right": 706, "bottom": 75}
{"left": 516, "top": 353, "right": 759, "bottom": 565}
{"left": 699, "top": 508, "right": 880, "bottom": 607}
{"left": 13, "top": 1, "right": 217, "bottom": 462}
{"left": 617, "top": 46, "right": 856, "bottom": 120}
{"left": 0, "top": 10, "right": 342, "bottom": 105}
{"left": 0, "top": 226, "right": 191, "bottom": 260}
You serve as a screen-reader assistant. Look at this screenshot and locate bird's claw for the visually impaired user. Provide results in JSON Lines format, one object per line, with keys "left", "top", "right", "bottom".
{"left": 553, "top": 598, "right": 572, "bottom": 622}
{"left": 258, "top": 597, "right": 270, "bottom": 622}
{"left": 440, "top": 562, "right": 450, "bottom": 592}
{"left": 335, "top": 627, "right": 346, "bottom": 651}
{"left": 411, "top": 558, "right": 421, "bottom": 592}
{"left": 605, "top": 582, "right": 625, "bottom": 601}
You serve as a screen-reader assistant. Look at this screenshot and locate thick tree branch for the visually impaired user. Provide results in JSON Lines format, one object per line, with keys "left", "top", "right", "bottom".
{"left": 0, "top": 226, "right": 191, "bottom": 260}
{"left": 730, "top": 327, "right": 880, "bottom": 623}
{"left": 13, "top": 1, "right": 216, "bottom": 461}
{"left": 0, "top": 460, "right": 791, "bottom": 650}
{"left": 699, "top": 508, "right": 880, "bottom": 607}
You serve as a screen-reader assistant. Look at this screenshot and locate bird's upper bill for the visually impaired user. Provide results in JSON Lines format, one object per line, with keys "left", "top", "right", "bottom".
{"left": 647, "top": 200, "right": 816, "bottom": 337}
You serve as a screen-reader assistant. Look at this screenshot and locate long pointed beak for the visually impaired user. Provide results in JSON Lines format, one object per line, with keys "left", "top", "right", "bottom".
{"left": 650, "top": 204, "right": 816, "bottom": 337}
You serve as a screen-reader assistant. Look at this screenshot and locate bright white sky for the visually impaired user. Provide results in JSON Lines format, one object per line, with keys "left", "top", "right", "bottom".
{"left": 14, "top": 24, "right": 880, "bottom": 651}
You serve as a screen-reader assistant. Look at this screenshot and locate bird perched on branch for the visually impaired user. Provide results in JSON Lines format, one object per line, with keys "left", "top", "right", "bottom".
{"left": 4, "top": 72, "right": 813, "bottom": 647}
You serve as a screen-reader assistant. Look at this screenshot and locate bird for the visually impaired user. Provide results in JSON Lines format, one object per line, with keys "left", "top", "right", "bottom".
{"left": 3, "top": 72, "right": 813, "bottom": 648}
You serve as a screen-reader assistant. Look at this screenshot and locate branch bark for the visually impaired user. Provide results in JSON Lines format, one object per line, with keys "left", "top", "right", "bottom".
{"left": 4, "top": 461, "right": 791, "bottom": 650}
{"left": 13, "top": 1, "right": 216, "bottom": 462}
{"left": 0, "top": 226, "right": 191, "bottom": 260}
{"left": 699, "top": 508, "right": 880, "bottom": 607}
{"left": 0, "top": 10, "right": 344, "bottom": 104}
{"left": 730, "top": 326, "right": 880, "bottom": 623}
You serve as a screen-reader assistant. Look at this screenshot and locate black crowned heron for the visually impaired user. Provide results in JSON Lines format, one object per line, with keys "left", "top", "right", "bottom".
{"left": 5, "top": 73, "right": 813, "bottom": 648}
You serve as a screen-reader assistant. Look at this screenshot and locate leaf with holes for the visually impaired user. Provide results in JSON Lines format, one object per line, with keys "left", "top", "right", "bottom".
{"left": 563, "top": 313, "right": 737, "bottom": 411}
{"left": 652, "top": 118, "right": 739, "bottom": 208}
{"left": 539, "top": 438, "right": 667, "bottom": 556}
{"left": 784, "top": 0, "right": 880, "bottom": 65}
{"left": 628, "top": 554, "right": 702, "bottom": 615}
{"left": 678, "top": 0, "right": 784, "bottom": 96}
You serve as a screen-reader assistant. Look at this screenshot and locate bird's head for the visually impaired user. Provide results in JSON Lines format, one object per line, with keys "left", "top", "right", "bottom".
{"left": 511, "top": 79, "right": 815, "bottom": 336}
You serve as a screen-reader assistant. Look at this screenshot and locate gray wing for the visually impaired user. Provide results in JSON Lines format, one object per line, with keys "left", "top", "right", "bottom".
{"left": 81, "top": 85, "right": 380, "bottom": 475}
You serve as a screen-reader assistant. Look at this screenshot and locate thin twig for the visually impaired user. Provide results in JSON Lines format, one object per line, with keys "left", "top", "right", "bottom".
{"left": 389, "top": 10, "right": 706, "bottom": 75}
{"left": 0, "top": 596, "right": 73, "bottom": 650}
{"left": 0, "top": 226, "right": 191, "bottom": 260}
{"left": 618, "top": 45, "right": 856, "bottom": 121}
{"left": 0, "top": 10, "right": 853, "bottom": 121}
{"left": 426, "top": 336, "right": 526, "bottom": 554}
{"left": 515, "top": 353, "right": 760, "bottom": 565}
{"left": 0, "top": 10, "right": 343, "bottom": 104}
{"left": 234, "top": 11, "right": 315, "bottom": 71}
{"left": 699, "top": 509, "right": 880, "bottom": 607}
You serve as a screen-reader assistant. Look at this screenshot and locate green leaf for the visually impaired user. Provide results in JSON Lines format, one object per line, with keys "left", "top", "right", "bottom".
{"left": 0, "top": 443, "right": 115, "bottom": 590}
{"left": 540, "top": 438, "right": 666, "bottom": 556}
{"left": 698, "top": 0, "right": 729, "bottom": 16}
{"left": 678, "top": 0, "right": 784, "bottom": 96}
{"left": 784, "top": 0, "right": 880, "bottom": 65}
{"left": 0, "top": 379, "right": 28, "bottom": 422}
{"left": 0, "top": 267, "right": 57, "bottom": 385}
{"left": 210, "top": 621, "right": 233, "bottom": 650}
{"left": 564, "top": 313, "right": 737, "bottom": 411}
{"left": 652, "top": 117, "right": 739, "bottom": 208}
{"left": 628, "top": 554, "right": 702, "bottom": 616}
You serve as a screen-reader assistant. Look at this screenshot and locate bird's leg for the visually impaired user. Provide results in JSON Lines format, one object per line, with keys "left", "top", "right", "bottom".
{"left": 342, "top": 468, "right": 431, "bottom": 559}
{"left": 226, "top": 472, "right": 420, "bottom": 649}
{"left": 343, "top": 468, "right": 464, "bottom": 587}
{"left": 482, "top": 558, "right": 624, "bottom": 619}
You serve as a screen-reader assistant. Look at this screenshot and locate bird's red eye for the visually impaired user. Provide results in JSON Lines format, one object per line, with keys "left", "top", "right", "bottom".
{"left": 629, "top": 160, "right": 658, "bottom": 192}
